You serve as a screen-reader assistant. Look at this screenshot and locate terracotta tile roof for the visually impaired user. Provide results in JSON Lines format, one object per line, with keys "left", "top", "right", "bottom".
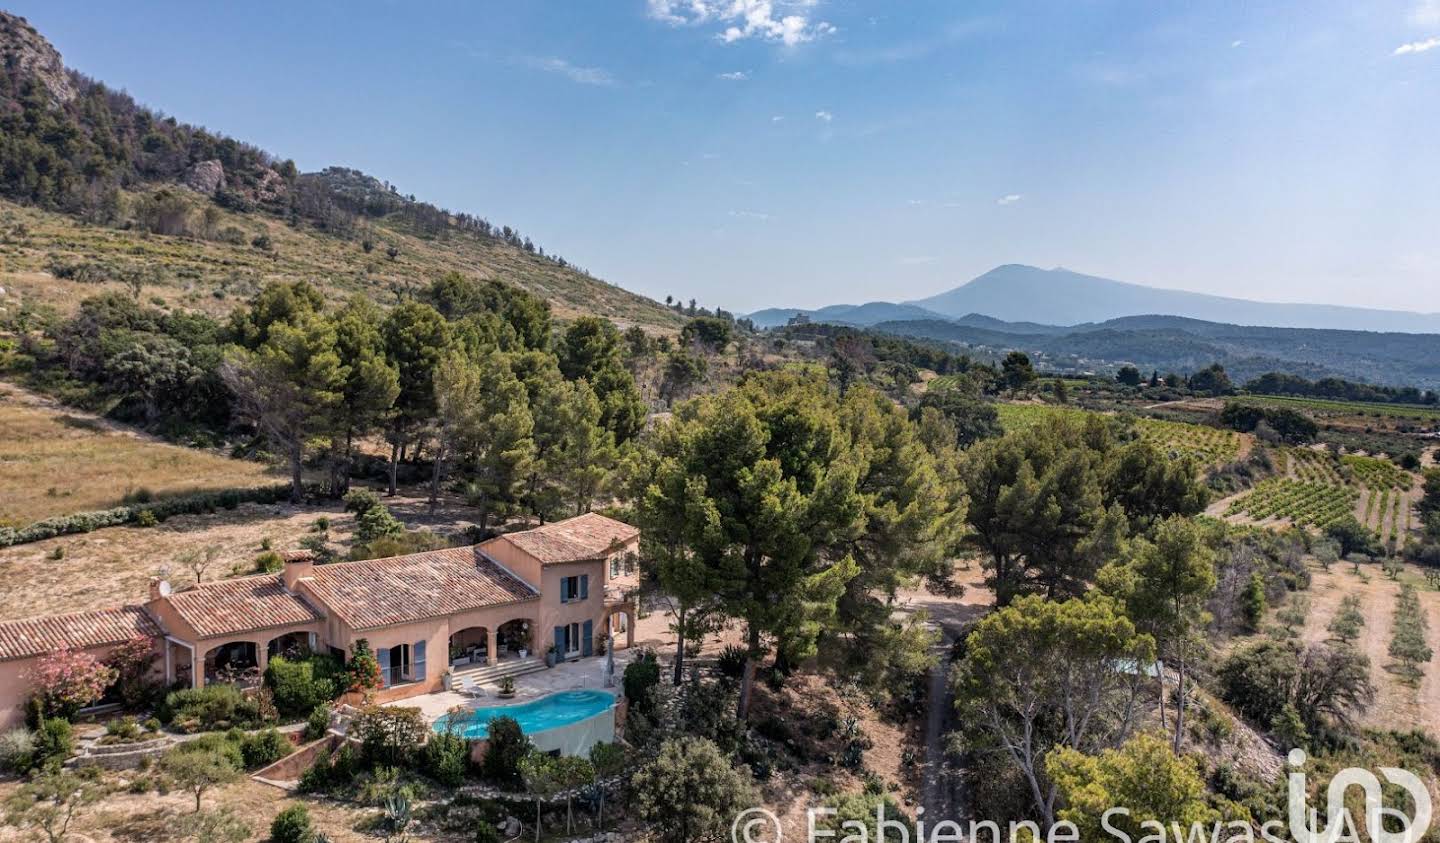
{"left": 165, "top": 575, "right": 323, "bottom": 639}
{"left": 302, "top": 546, "right": 538, "bottom": 631}
{"left": 499, "top": 513, "right": 640, "bottom": 565}
{"left": 0, "top": 606, "right": 161, "bottom": 662}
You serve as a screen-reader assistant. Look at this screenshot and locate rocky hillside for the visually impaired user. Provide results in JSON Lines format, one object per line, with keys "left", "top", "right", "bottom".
{"left": 0, "top": 11, "right": 681, "bottom": 330}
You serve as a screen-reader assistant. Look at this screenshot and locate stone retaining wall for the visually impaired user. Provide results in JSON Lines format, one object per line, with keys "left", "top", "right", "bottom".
{"left": 251, "top": 733, "right": 345, "bottom": 783}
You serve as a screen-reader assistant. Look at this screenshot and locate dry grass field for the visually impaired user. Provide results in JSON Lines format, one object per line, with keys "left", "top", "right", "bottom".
{"left": 0, "top": 490, "right": 483, "bottom": 620}
{"left": 0, "top": 384, "right": 281, "bottom": 527}
{"left": 0, "top": 194, "right": 682, "bottom": 331}
{"left": 1298, "top": 562, "right": 1440, "bottom": 736}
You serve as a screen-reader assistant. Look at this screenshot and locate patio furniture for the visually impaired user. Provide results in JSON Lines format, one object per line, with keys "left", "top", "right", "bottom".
{"left": 455, "top": 675, "right": 486, "bottom": 698}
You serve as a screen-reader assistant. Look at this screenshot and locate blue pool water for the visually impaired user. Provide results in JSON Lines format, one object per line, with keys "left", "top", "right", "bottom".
{"left": 434, "top": 689, "right": 616, "bottom": 740}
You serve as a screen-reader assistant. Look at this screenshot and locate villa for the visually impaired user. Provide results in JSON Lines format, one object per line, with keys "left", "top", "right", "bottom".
{"left": 0, "top": 512, "right": 640, "bottom": 728}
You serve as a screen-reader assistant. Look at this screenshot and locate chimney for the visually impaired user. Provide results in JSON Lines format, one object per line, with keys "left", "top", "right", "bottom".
{"left": 281, "top": 550, "right": 316, "bottom": 590}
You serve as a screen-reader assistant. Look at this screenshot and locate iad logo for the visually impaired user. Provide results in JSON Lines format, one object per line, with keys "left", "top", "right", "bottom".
{"left": 1287, "top": 749, "right": 1432, "bottom": 843}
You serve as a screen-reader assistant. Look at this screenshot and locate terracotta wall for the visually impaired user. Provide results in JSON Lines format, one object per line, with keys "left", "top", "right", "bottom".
{"left": 0, "top": 637, "right": 166, "bottom": 729}
{"left": 538, "top": 560, "right": 608, "bottom": 659}
{"left": 0, "top": 655, "right": 41, "bottom": 729}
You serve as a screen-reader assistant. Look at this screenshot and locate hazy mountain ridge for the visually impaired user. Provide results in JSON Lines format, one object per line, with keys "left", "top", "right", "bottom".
{"left": 906, "top": 265, "right": 1440, "bottom": 334}
{"left": 751, "top": 264, "right": 1440, "bottom": 334}
{"left": 868, "top": 315, "right": 1440, "bottom": 389}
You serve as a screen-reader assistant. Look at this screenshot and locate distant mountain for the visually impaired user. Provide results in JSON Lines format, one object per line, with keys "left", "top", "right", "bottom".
{"left": 868, "top": 315, "right": 1440, "bottom": 389}
{"left": 905, "top": 265, "right": 1440, "bottom": 334}
{"left": 748, "top": 301, "right": 947, "bottom": 329}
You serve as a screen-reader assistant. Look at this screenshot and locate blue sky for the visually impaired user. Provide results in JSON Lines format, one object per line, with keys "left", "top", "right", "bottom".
{"left": 14, "top": 0, "right": 1440, "bottom": 313}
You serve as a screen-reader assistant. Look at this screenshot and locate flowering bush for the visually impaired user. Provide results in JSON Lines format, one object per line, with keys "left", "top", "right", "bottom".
{"left": 347, "top": 640, "right": 382, "bottom": 694}
{"left": 104, "top": 636, "right": 157, "bottom": 708}
{"left": 30, "top": 647, "right": 117, "bottom": 719}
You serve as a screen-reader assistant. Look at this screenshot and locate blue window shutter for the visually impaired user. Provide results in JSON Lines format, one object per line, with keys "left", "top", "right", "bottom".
{"left": 560, "top": 578, "right": 570, "bottom": 603}
{"left": 582, "top": 620, "right": 594, "bottom": 657}
{"left": 555, "top": 626, "right": 564, "bottom": 655}
{"left": 580, "top": 574, "right": 589, "bottom": 601}
{"left": 377, "top": 647, "right": 391, "bottom": 688}
{"left": 414, "top": 640, "right": 426, "bottom": 682}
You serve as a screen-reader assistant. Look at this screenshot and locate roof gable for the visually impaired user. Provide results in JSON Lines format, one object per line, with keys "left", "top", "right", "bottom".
{"left": 498, "top": 513, "right": 639, "bottom": 565}
{"left": 301, "top": 545, "right": 538, "bottom": 631}
{"left": 164, "top": 575, "right": 323, "bottom": 639}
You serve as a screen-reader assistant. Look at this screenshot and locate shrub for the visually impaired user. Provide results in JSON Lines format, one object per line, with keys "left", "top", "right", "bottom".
{"left": 158, "top": 684, "right": 268, "bottom": 732}
{"left": 480, "top": 716, "right": 530, "bottom": 790}
{"left": 105, "top": 636, "right": 159, "bottom": 709}
{"left": 0, "top": 727, "right": 35, "bottom": 773}
{"left": 347, "top": 640, "right": 382, "bottom": 693}
{"left": 304, "top": 703, "right": 332, "bottom": 742}
{"left": 353, "top": 706, "right": 428, "bottom": 768}
{"left": 623, "top": 650, "right": 661, "bottom": 714}
{"left": 270, "top": 803, "right": 314, "bottom": 843}
{"left": 241, "top": 727, "right": 293, "bottom": 769}
{"left": 135, "top": 509, "right": 158, "bottom": 527}
{"left": 0, "top": 484, "right": 298, "bottom": 549}
{"left": 265, "top": 654, "right": 341, "bottom": 717}
{"left": 422, "top": 728, "right": 468, "bottom": 788}
{"left": 298, "top": 742, "right": 361, "bottom": 794}
{"left": 474, "top": 822, "right": 502, "bottom": 843}
{"left": 354, "top": 505, "right": 404, "bottom": 545}
{"left": 32, "top": 718, "right": 74, "bottom": 769}
{"left": 31, "top": 646, "right": 117, "bottom": 719}
{"left": 254, "top": 550, "right": 284, "bottom": 573}
{"left": 1220, "top": 640, "right": 1299, "bottom": 728}
{"left": 716, "top": 645, "right": 746, "bottom": 679}
{"left": 342, "top": 488, "right": 382, "bottom": 517}
{"left": 177, "top": 731, "right": 246, "bottom": 769}
{"left": 105, "top": 717, "right": 141, "bottom": 741}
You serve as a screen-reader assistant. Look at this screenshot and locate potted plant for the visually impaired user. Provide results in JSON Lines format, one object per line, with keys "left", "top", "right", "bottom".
{"left": 516, "top": 623, "right": 530, "bottom": 659}
{"left": 497, "top": 676, "right": 517, "bottom": 699}
{"left": 545, "top": 644, "right": 558, "bottom": 668}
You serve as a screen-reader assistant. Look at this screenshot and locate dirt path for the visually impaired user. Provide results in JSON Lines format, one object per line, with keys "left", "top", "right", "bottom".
{"left": 897, "top": 565, "right": 992, "bottom": 824}
{"left": 0, "top": 377, "right": 168, "bottom": 442}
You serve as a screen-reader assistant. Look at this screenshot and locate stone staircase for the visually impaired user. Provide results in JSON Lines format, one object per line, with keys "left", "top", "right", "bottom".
{"left": 447, "top": 656, "right": 547, "bottom": 688}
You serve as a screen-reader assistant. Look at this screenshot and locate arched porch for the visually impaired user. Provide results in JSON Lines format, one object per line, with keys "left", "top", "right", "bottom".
{"left": 495, "top": 618, "right": 536, "bottom": 661}
{"left": 448, "top": 625, "right": 491, "bottom": 668}
{"left": 266, "top": 630, "right": 313, "bottom": 660}
{"left": 202, "top": 640, "right": 260, "bottom": 688}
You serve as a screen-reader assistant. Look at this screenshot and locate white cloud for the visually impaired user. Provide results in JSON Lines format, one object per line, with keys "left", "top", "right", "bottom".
{"left": 729, "top": 210, "right": 772, "bottom": 221}
{"left": 815, "top": 110, "right": 833, "bottom": 121}
{"left": 648, "top": 0, "right": 836, "bottom": 47}
{"left": 1394, "top": 36, "right": 1440, "bottom": 54}
{"left": 771, "top": 115, "right": 785, "bottom": 122}
{"left": 1230, "top": 39, "right": 1244, "bottom": 48}
{"left": 523, "top": 56, "right": 616, "bottom": 86}
{"left": 717, "top": 70, "right": 749, "bottom": 80}
{"left": 996, "top": 194, "right": 1023, "bottom": 205}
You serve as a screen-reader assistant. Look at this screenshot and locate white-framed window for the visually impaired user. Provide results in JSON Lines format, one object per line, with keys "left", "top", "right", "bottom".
{"left": 563, "top": 622, "right": 581, "bottom": 655}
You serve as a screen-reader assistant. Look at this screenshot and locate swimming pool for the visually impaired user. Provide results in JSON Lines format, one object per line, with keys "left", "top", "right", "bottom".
{"left": 434, "top": 689, "right": 617, "bottom": 740}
